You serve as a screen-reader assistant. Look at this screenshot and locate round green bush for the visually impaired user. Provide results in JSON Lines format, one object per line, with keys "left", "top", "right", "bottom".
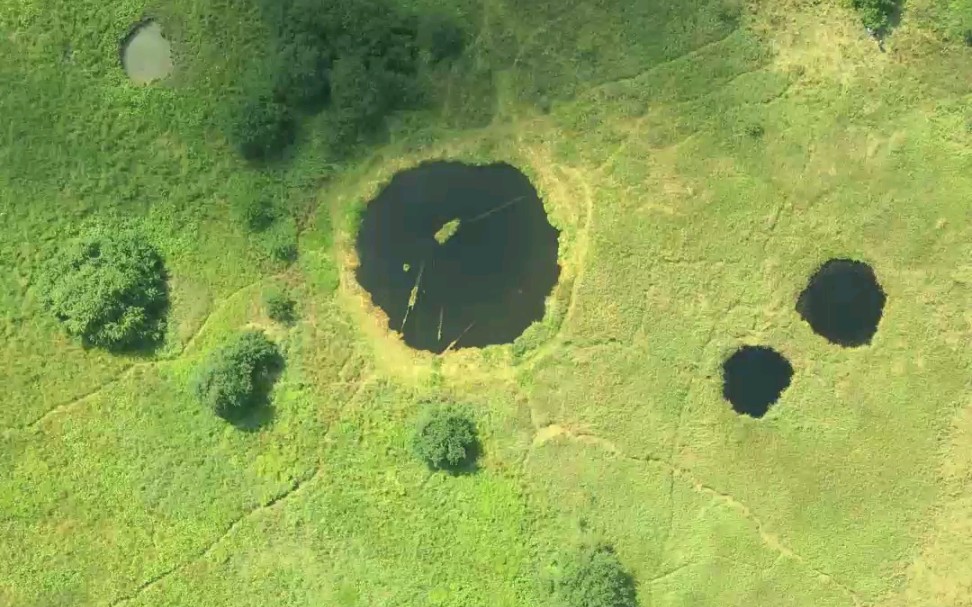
{"left": 40, "top": 226, "right": 168, "bottom": 350}
{"left": 411, "top": 406, "right": 477, "bottom": 471}
{"left": 232, "top": 95, "right": 296, "bottom": 162}
{"left": 264, "top": 290, "right": 297, "bottom": 324}
{"left": 557, "top": 545, "right": 638, "bottom": 607}
{"left": 192, "top": 330, "right": 282, "bottom": 420}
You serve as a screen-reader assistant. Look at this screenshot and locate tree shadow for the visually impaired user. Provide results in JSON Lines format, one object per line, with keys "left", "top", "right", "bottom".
{"left": 436, "top": 435, "right": 483, "bottom": 477}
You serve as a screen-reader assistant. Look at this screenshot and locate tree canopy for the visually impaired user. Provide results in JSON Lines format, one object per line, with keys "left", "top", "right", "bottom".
{"left": 556, "top": 545, "right": 638, "bottom": 607}
{"left": 39, "top": 226, "right": 168, "bottom": 351}
{"left": 411, "top": 405, "right": 478, "bottom": 472}
{"left": 193, "top": 330, "right": 282, "bottom": 421}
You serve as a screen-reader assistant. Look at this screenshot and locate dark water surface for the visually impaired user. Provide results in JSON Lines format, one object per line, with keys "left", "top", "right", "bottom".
{"left": 797, "top": 259, "right": 886, "bottom": 347}
{"left": 722, "top": 346, "right": 794, "bottom": 418}
{"left": 355, "top": 161, "right": 561, "bottom": 353}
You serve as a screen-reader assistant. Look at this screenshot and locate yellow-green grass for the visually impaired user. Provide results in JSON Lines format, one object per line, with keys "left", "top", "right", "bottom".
{"left": 1, "top": 0, "right": 971, "bottom": 606}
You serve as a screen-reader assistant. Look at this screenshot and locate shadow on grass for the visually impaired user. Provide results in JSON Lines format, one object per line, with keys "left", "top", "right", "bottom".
{"left": 434, "top": 437, "right": 483, "bottom": 477}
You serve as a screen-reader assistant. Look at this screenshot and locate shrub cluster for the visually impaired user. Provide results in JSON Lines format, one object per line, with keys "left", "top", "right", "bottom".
{"left": 39, "top": 226, "right": 168, "bottom": 351}
{"left": 411, "top": 405, "right": 478, "bottom": 472}
{"left": 556, "top": 545, "right": 638, "bottom": 607}
{"left": 231, "top": 0, "right": 466, "bottom": 161}
{"left": 851, "top": 0, "right": 900, "bottom": 33}
{"left": 192, "top": 330, "right": 282, "bottom": 420}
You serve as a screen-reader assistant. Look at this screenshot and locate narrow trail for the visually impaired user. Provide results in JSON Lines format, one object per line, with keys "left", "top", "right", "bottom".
{"left": 106, "top": 468, "right": 320, "bottom": 607}
{"left": 527, "top": 423, "right": 863, "bottom": 606}
{"left": 105, "top": 375, "right": 376, "bottom": 607}
{"left": 21, "top": 364, "right": 145, "bottom": 430}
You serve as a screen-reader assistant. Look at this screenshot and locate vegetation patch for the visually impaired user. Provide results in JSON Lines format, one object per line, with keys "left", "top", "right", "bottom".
{"left": 412, "top": 405, "right": 479, "bottom": 472}
{"left": 555, "top": 544, "right": 638, "bottom": 607}
{"left": 851, "top": 0, "right": 903, "bottom": 33}
{"left": 263, "top": 289, "right": 297, "bottom": 324}
{"left": 39, "top": 226, "right": 168, "bottom": 351}
{"left": 231, "top": 96, "right": 298, "bottom": 163}
{"left": 230, "top": 0, "right": 468, "bottom": 161}
{"left": 192, "top": 330, "right": 283, "bottom": 425}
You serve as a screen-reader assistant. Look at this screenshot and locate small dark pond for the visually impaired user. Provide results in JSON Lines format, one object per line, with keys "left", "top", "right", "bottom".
{"left": 355, "top": 161, "right": 561, "bottom": 353}
{"left": 722, "top": 346, "right": 793, "bottom": 418}
{"left": 796, "top": 259, "right": 886, "bottom": 347}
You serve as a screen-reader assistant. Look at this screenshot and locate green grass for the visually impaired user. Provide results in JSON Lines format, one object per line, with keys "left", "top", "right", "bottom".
{"left": 2, "top": 0, "right": 972, "bottom": 606}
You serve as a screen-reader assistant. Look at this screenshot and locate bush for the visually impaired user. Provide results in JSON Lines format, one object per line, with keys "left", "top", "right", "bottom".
{"left": 963, "top": 29, "right": 972, "bottom": 47}
{"left": 273, "top": 32, "right": 333, "bottom": 110}
{"left": 237, "top": 197, "right": 279, "bottom": 232}
{"left": 411, "top": 406, "right": 478, "bottom": 471}
{"left": 232, "top": 95, "right": 297, "bottom": 162}
{"left": 264, "top": 290, "right": 297, "bottom": 324}
{"left": 744, "top": 122, "right": 765, "bottom": 139}
{"left": 192, "top": 330, "right": 282, "bottom": 420}
{"left": 556, "top": 545, "right": 638, "bottom": 607}
{"left": 39, "top": 226, "right": 168, "bottom": 350}
{"left": 851, "top": 0, "right": 900, "bottom": 33}
{"left": 254, "top": 0, "right": 460, "bottom": 158}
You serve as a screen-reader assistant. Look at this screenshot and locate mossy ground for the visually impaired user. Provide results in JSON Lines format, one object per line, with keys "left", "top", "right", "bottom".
{"left": 1, "top": 0, "right": 971, "bottom": 606}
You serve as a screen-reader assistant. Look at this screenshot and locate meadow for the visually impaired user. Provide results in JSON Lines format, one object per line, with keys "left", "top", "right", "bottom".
{"left": 0, "top": 0, "right": 971, "bottom": 606}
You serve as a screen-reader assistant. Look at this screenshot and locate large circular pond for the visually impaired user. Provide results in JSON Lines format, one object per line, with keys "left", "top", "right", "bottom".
{"left": 355, "top": 161, "right": 561, "bottom": 353}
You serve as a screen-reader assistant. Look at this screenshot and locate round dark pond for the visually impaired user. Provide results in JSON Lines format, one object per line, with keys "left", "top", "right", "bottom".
{"left": 796, "top": 259, "right": 886, "bottom": 347}
{"left": 722, "top": 346, "right": 793, "bottom": 418}
{"left": 355, "top": 161, "right": 561, "bottom": 353}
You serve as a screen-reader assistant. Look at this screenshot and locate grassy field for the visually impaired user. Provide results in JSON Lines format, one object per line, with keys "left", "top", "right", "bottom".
{"left": 1, "top": 0, "right": 971, "bottom": 605}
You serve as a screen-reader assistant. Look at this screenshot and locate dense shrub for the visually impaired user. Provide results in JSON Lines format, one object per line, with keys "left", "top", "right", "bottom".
{"left": 39, "top": 226, "right": 168, "bottom": 350}
{"left": 851, "top": 0, "right": 900, "bottom": 33}
{"left": 192, "top": 330, "right": 282, "bottom": 420}
{"left": 238, "top": 197, "right": 279, "bottom": 232}
{"left": 264, "top": 290, "right": 297, "bottom": 324}
{"left": 273, "top": 33, "right": 333, "bottom": 110}
{"left": 232, "top": 95, "right": 297, "bottom": 162}
{"left": 964, "top": 29, "right": 972, "bottom": 46}
{"left": 418, "top": 13, "right": 466, "bottom": 63}
{"left": 241, "top": 0, "right": 466, "bottom": 159}
{"left": 411, "top": 406, "right": 478, "bottom": 471}
{"left": 556, "top": 545, "right": 638, "bottom": 607}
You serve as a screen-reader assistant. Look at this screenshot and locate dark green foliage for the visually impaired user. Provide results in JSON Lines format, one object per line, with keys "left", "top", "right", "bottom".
{"left": 964, "top": 29, "right": 972, "bottom": 46}
{"left": 411, "top": 406, "right": 478, "bottom": 471}
{"left": 238, "top": 197, "right": 279, "bottom": 232}
{"left": 232, "top": 95, "right": 297, "bottom": 162}
{"left": 192, "top": 330, "right": 282, "bottom": 421}
{"left": 851, "top": 0, "right": 901, "bottom": 33}
{"left": 745, "top": 122, "right": 765, "bottom": 139}
{"left": 248, "top": 0, "right": 465, "bottom": 158}
{"left": 272, "top": 32, "right": 333, "bottom": 110}
{"left": 418, "top": 13, "right": 466, "bottom": 63}
{"left": 39, "top": 226, "right": 168, "bottom": 351}
{"left": 264, "top": 290, "right": 297, "bottom": 324}
{"left": 556, "top": 545, "right": 638, "bottom": 607}
{"left": 327, "top": 54, "right": 396, "bottom": 150}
